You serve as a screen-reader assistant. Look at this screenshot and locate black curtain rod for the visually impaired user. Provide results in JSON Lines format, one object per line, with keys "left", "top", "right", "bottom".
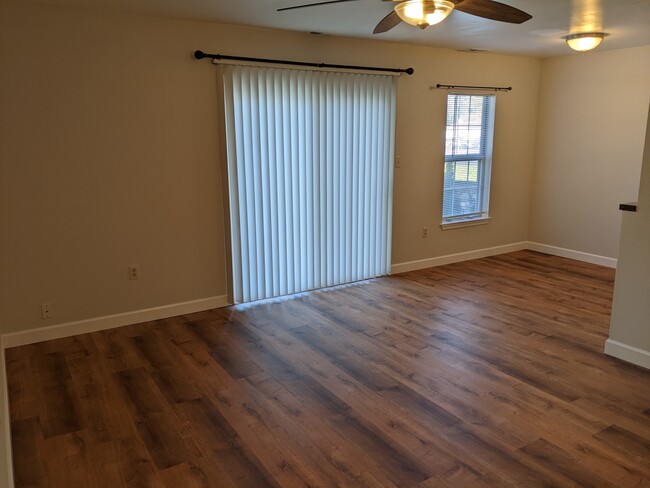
{"left": 433, "top": 83, "right": 512, "bottom": 92}
{"left": 193, "top": 50, "right": 414, "bottom": 76}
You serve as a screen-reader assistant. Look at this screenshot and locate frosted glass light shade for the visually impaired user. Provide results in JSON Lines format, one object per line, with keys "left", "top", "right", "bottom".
{"left": 394, "top": 0, "right": 454, "bottom": 29}
{"left": 564, "top": 32, "right": 606, "bottom": 52}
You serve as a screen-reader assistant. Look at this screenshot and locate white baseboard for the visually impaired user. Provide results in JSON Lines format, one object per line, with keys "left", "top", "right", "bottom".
{"left": 526, "top": 242, "right": 617, "bottom": 269}
{"left": 605, "top": 339, "right": 650, "bottom": 370}
{"left": 1, "top": 242, "right": 615, "bottom": 348}
{"left": 0, "top": 346, "right": 14, "bottom": 488}
{"left": 2, "top": 295, "right": 229, "bottom": 349}
{"left": 391, "top": 241, "right": 529, "bottom": 274}
{"left": 391, "top": 241, "right": 617, "bottom": 275}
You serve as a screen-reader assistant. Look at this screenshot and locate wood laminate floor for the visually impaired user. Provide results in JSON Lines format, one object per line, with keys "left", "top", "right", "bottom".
{"left": 6, "top": 250, "right": 650, "bottom": 487}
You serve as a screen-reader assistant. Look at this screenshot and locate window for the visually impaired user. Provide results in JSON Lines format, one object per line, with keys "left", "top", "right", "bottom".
{"left": 442, "top": 93, "right": 495, "bottom": 226}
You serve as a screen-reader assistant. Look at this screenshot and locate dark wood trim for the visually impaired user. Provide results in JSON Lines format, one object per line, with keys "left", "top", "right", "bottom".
{"left": 619, "top": 202, "right": 638, "bottom": 212}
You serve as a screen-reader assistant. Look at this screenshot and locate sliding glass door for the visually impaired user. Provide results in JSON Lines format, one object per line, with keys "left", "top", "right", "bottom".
{"left": 222, "top": 65, "right": 397, "bottom": 303}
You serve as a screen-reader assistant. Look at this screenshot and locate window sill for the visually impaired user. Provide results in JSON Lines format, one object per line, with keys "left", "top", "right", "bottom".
{"left": 440, "top": 217, "right": 490, "bottom": 230}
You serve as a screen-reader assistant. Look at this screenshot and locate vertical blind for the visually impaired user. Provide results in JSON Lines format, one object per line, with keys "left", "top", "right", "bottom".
{"left": 442, "top": 93, "right": 495, "bottom": 222}
{"left": 222, "top": 65, "right": 397, "bottom": 303}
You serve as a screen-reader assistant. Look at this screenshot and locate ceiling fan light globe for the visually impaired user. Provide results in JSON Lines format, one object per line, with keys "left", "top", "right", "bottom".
{"left": 404, "top": 2, "right": 424, "bottom": 19}
{"left": 425, "top": 9, "right": 449, "bottom": 25}
{"left": 395, "top": 0, "right": 454, "bottom": 28}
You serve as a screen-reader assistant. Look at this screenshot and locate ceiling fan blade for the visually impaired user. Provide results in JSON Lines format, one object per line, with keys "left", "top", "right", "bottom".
{"left": 373, "top": 10, "right": 402, "bottom": 34}
{"left": 455, "top": 0, "right": 532, "bottom": 24}
{"left": 278, "top": 0, "right": 360, "bottom": 12}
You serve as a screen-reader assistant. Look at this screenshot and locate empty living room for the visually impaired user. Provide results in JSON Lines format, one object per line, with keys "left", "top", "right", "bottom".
{"left": 1, "top": 0, "right": 650, "bottom": 486}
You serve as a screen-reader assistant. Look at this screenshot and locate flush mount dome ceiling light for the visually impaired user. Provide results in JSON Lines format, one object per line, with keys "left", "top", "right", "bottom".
{"left": 564, "top": 32, "right": 608, "bottom": 52}
{"left": 394, "top": 0, "right": 455, "bottom": 29}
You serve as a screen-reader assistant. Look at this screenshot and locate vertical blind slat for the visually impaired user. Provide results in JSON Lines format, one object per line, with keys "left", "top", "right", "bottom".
{"left": 223, "top": 66, "right": 396, "bottom": 303}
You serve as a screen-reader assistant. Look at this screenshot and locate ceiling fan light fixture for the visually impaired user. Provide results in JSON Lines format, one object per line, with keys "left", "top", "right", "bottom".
{"left": 394, "top": 0, "right": 454, "bottom": 29}
{"left": 564, "top": 32, "right": 607, "bottom": 52}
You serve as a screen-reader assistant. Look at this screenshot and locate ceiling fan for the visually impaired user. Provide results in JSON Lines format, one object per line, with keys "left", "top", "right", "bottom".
{"left": 278, "top": 0, "right": 532, "bottom": 34}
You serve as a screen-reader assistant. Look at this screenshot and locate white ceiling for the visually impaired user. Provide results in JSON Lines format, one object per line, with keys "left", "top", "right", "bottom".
{"left": 31, "top": 0, "right": 650, "bottom": 57}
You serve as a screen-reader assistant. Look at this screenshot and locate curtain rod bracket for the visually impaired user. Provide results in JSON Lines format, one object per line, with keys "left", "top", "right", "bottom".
{"left": 431, "top": 83, "right": 512, "bottom": 92}
{"left": 194, "top": 50, "right": 414, "bottom": 75}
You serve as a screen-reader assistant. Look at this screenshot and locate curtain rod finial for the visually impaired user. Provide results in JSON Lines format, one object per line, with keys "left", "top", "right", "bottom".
{"left": 193, "top": 50, "right": 206, "bottom": 60}
{"left": 406, "top": 68, "right": 415, "bottom": 75}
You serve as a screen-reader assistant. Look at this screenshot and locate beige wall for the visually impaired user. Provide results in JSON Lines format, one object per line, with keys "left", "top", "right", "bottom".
{"left": 0, "top": 1, "right": 541, "bottom": 335}
{"left": 0, "top": 2, "right": 229, "bottom": 334}
{"left": 608, "top": 106, "right": 650, "bottom": 357}
{"left": 393, "top": 49, "right": 539, "bottom": 263}
{"left": 529, "top": 46, "right": 650, "bottom": 258}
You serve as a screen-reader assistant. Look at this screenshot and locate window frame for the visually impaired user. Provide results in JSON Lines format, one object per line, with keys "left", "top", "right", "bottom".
{"left": 440, "top": 92, "right": 496, "bottom": 229}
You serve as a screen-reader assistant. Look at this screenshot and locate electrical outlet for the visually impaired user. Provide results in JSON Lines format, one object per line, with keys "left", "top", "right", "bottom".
{"left": 395, "top": 156, "right": 401, "bottom": 168}
{"left": 128, "top": 265, "right": 140, "bottom": 280}
{"left": 41, "top": 303, "right": 52, "bottom": 319}
{"left": 421, "top": 227, "right": 428, "bottom": 238}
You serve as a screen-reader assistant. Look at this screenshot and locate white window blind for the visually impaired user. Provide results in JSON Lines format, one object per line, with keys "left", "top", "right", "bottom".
{"left": 442, "top": 93, "right": 495, "bottom": 223}
{"left": 222, "top": 65, "right": 397, "bottom": 303}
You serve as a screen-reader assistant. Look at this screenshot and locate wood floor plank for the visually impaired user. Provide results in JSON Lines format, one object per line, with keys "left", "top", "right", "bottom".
{"left": 5, "top": 348, "right": 40, "bottom": 422}
{"left": 31, "top": 349, "right": 82, "bottom": 439}
{"left": 173, "top": 396, "right": 278, "bottom": 488}
{"left": 594, "top": 425, "right": 650, "bottom": 462}
{"left": 7, "top": 250, "right": 650, "bottom": 487}
{"left": 240, "top": 373, "right": 390, "bottom": 487}
{"left": 11, "top": 417, "right": 48, "bottom": 488}
{"left": 517, "top": 437, "right": 618, "bottom": 487}
{"left": 84, "top": 435, "right": 167, "bottom": 488}
{"left": 40, "top": 431, "right": 101, "bottom": 488}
